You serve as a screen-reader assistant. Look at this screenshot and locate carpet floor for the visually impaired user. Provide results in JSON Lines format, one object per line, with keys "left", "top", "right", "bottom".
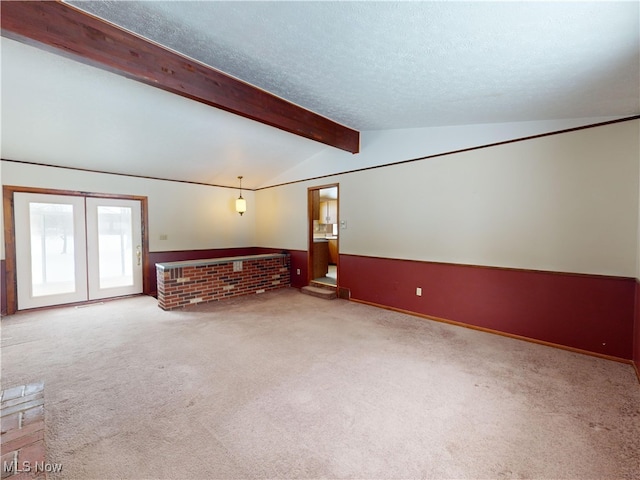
{"left": 1, "top": 288, "right": 638, "bottom": 479}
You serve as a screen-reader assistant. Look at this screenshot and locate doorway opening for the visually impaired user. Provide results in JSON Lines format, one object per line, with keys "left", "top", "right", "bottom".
{"left": 308, "top": 184, "right": 339, "bottom": 288}
{"left": 3, "top": 186, "right": 149, "bottom": 314}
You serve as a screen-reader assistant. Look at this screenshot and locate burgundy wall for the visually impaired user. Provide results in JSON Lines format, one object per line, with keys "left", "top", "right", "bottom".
{"left": 147, "top": 247, "right": 308, "bottom": 295}
{"left": 1, "top": 259, "right": 6, "bottom": 316}
{"left": 634, "top": 280, "right": 640, "bottom": 374}
{"left": 339, "top": 254, "right": 635, "bottom": 359}
{"left": 8, "top": 242, "right": 634, "bottom": 362}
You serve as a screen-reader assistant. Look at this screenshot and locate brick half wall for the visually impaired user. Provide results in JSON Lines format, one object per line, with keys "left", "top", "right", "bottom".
{"left": 157, "top": 254, "right": 290, "bottom": 310}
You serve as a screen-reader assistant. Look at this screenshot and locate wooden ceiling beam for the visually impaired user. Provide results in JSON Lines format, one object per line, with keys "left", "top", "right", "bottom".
{"left": 1, "top": 1, "right": 360, "bottom": 153}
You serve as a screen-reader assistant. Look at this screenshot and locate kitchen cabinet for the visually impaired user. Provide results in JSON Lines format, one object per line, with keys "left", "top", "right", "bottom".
{"left": 328, "top": 239, "right": 338, "bottom": 264}
{"left": 319, "top": 200, "right": 337, "bottom": 224}
{"left": 312, "top": 240, "right": 329, "bottom": 278}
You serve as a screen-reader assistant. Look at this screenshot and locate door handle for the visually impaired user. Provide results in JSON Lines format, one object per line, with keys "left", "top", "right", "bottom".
{"left": 136, "top": 245, "right": 141, "bottom": 266}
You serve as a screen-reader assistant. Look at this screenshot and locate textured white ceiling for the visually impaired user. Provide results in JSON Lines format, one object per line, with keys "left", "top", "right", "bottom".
{"left": 2, "top": 1, "right": 638, "bottom": 189}
{"left": 69, "top": 0, "right": 639, "bottom": 130}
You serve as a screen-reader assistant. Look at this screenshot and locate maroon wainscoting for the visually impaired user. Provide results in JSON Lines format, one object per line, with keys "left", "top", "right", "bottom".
{"left": 148, "top": 247, "right": 309, "bottom": 295}
{"left": 634, "top": 280, "right": 640, "bottom": 375}
{"left": 340, "top": 254, "right": 635, "bottom": 359}
{"left": 1, "top": 259, "right": 6, "bottom": 316}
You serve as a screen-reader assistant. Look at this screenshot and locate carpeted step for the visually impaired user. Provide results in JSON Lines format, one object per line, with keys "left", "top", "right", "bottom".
{"left": 301, "top": 285, "right": 337, "bottom": 300}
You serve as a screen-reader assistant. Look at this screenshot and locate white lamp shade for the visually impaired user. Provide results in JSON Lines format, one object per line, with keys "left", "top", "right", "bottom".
{"left": 235, "top": 197, "right": 247, "bottom": 215}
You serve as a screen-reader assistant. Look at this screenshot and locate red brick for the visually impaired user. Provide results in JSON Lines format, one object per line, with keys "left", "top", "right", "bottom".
{"left": 1, "top": 428, "right": 44, "bottom": 454}
{"left": 16, "top": 440, "right": 46, "bottom": 466}
{"left": 1, "top": 451, "right": 17, "bottom": 479}
{"left": 158, "top": 255, "right": 290, "bottom": 309}
{"left": 1, "top": 420, "right": 44, "bottom": 447}
{"left": 0, "top": 414, "right": 20, "bottom": 435}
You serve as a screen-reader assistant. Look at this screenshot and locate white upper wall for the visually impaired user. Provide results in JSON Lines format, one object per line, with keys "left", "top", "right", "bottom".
{"left": 0, "top": 162, "right": 256, "bottom": 258}
{"left": 257, "top": 119, "right": 640, "bottom": 278}
{"left": 3, "top": 119, "right": 639, "bottom": 279}
{"left": 265, "top": 117, "right": 627, "bottom": 188}
{"left": 255, "top": 181, "right": 311, "bottom": 252}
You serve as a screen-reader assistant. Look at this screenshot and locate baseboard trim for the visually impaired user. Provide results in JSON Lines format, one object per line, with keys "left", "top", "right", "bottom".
{"left": 350, "top": 297, "right": 635, "bottom": 368}
{"left": 5, "top": 294, "right": 147, "bottom": 315}
{"left": 633, "top": 362, "right": 640, "bottom": 384}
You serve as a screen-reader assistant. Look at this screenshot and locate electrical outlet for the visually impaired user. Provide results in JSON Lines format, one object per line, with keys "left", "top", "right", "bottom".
{"left": 296, "top": 269, "right": 301, "bottom": 275}
{"left": 416, "top": 287, "right": 422, "bottom": 296}
{"left": 159, "top": 234, "right": 168, "bottom": 240}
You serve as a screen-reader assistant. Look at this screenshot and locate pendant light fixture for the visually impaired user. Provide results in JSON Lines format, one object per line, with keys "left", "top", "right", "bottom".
{"left": 235, "top": 175, "right": 247, "bottom": 216}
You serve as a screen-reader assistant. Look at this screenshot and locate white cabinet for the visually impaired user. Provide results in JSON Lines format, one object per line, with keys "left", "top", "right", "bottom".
{"left": 319, "top": 200, "right": 337, "bottom": 224}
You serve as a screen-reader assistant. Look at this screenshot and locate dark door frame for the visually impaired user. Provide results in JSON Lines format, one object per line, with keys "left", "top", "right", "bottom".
{"left": 2, "top": 185, "right": 150, "bottom": 315}
{"left": 307, "top": 183, "right": 339, "bottom": 287}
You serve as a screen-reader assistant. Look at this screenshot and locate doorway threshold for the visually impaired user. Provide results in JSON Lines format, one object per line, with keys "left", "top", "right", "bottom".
{"left": 311, "top": 277, "right": 336, "bottom": 287}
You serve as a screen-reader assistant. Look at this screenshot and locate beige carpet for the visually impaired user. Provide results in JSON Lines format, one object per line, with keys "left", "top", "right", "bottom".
{"left": 1, "top": 288, "right": 638, "bottom": 480}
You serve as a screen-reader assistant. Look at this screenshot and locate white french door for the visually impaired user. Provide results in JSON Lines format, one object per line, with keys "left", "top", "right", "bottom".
{"left": 15, "top": 193, "right": 87, "bottom": 308}
{"left": 86, "top": 197, "right": 143, "bottom": 300}
{"left": 14, "top": 193, "right": 143, "bottom": 310}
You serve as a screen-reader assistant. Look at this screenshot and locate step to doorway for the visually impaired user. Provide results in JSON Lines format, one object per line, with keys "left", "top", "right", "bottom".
{"left": 301, "top": 285, "right": 337, "bottom": 300}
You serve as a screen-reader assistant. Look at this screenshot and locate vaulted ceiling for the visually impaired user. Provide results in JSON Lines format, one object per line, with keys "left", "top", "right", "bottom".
{"left": 2, "top": 1, "right": 638, "bottom": 189}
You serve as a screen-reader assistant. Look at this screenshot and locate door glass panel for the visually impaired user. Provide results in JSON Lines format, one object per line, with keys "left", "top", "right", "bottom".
{"left": 97, "top": 206, "right": 134, "bottom": 289}
{"left": 29, "top": 202, "right": 76, "bottom": 297}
